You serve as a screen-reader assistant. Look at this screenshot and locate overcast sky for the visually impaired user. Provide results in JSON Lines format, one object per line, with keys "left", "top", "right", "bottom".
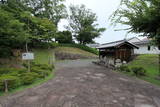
{"left": 58, "top": 0, "right": 141, "bottom": 44}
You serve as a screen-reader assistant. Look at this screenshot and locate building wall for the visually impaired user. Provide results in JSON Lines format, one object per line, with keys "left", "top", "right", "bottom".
{"left": 134, "top": 44, "right": 160, "bottom": 54}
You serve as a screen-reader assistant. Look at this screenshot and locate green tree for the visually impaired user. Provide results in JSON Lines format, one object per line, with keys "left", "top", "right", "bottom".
{"left": 21, "top": 0, "right": 67, "bottom": 27}
{"left": 0, "top": 8, "right": 29, "bottom": 48}
{"left": 0, "top": 0, "right": 57, "bottom": 53}
{"left": 20, "top": 12, "right": 57, "bottom": 42}
{"left": 68, "top": 5, "right": 105, "bottom": 44}
{"left": 111, "top": 0, "right": 160, "bottom": 75}
{"left": 56, "top": 31, "right": 73, "bottom": 43}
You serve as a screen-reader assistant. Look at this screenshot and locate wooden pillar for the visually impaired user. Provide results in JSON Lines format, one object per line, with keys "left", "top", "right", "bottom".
{"left": 4, "top": 80, "right": 8, "bottom": 93}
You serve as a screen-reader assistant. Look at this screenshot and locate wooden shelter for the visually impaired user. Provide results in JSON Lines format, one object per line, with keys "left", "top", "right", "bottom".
{"left": 97, "top": 40, "right": 139, "bottom": 64}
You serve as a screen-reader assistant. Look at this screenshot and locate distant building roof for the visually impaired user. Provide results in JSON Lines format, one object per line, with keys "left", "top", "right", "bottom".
{"left": 133, "top": 38, "right": 150, "bottom": 45}
{"left": 86, "top": 43, "right": 100, "bottom": 48}
{"left": 97, "top": 39, "right": 139, "bottom": 49}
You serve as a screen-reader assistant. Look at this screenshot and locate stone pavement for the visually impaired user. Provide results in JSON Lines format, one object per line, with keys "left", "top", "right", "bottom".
{"left": 0, "top": 59, "right": 160, "bottom": 107}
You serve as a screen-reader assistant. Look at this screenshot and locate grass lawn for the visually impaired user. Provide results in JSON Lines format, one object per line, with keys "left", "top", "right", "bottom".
{"left": 54, "top": 47, "right": 97, "bottom": 57}
{"left": 126, "top": 54, "right": 160, "bottom": 86}
{"left": 32, "top": 49, "right": 55, "bottom": 64}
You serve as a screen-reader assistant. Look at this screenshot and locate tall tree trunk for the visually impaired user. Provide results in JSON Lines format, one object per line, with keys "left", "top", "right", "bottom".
{"left": 159, "top": 53, "right": 160, "bottom": 76}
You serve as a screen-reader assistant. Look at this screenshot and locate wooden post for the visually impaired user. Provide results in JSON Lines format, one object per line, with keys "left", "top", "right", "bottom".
{"left": 4, "top": 80, "right": 8, "bottom": 93}
{"left": 28, "top": 60, "right": 31, "bottom": 72}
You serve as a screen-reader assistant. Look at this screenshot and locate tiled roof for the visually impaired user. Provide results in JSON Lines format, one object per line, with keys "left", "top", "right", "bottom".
{"left": 97, "top": 39, "right": 139, "bottom": 49}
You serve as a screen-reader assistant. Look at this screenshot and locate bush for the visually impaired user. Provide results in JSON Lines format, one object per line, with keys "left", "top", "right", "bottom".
{"left": 0, "top": 63, "right": 53, "bottom": 92}
{"left": 33, "top": 63, "right": 53, "bottom": 71}
{"left": 23, "top": 62, "right": 54, "bottom": 71}
{"left": 31, "top": 67, "right": 50, "bottom": 78}
{"left": 131, "top": 67, "right": 146, "bottom": 76}
{"left": 0, "top": 68, "right": 26, "bottom": 75}
{"left": 0, "top": 75, "right": 21, "bottom": 91}
{"left": 0, "top": 46, "right": 12, "bottom": 58}
{"left": 20, "top": 72, "right": 39, "bottom": 85}
{"left": 118, "top": 65, "right": 131, "bottom": 72}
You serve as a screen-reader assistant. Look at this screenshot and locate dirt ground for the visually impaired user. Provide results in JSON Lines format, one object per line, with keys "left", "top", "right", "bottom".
{"left": 0, "top": 59, "right": 160, "bottom": 107}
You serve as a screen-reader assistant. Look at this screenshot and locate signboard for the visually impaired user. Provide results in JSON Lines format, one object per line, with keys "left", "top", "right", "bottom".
{"left": 22, "top": 53, "right": 34, "bottom": 60}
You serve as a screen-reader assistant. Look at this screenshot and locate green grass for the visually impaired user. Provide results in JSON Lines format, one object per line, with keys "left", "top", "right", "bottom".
{"left": 33, "top": 49, "right": 55, "bottom": 64}
{"left": 0, "top": 71, "right": 55, "bottom": 96}
{"left": 54, "top": 47, "right": 97, "bottom": 57}
{"left": 126, "top": 54, "right": 160, "bottom": 86}
{"left": 55, "top": 43, "right": 99, "bottom": 55}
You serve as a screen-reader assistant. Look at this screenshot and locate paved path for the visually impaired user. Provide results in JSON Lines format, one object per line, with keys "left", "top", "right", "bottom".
{"left": 0, "top": 60, "right": 160, "bottom": 107}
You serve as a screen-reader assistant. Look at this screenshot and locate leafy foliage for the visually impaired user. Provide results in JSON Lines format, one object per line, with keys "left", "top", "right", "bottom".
{"left": 131, "top": 67, "right": 146, "bottom": 76}
{"left": 21, "top": 0, "right": 67, "bottom": 26}
{"left": 56, "top": 31, "right": 73, "bottom": 44}
{"left": 68, "top": 4, "right": 106, "bottom": 44}
{"left": 0, "top": 63, "right": 53, "bottom": 92}
{"left": 0, "top": 75, "right": 21, "bottom": 91}
{"left": 0, "top": 1, "right": 57, "bottom": 57}
{"left": 118, "top": 65, "right": 131, "bottom": 72}
{"left": 111, "top": 0, "right": 160, "bottom": 46}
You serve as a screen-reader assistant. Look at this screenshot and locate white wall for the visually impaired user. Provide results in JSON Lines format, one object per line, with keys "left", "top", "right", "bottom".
{"left": 134, "top": 44, "right": 160, "bottom": 54}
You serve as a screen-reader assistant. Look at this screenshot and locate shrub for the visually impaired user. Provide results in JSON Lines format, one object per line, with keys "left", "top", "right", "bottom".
{"left": 0, "top": 75, "right": 21, "bottom": 91}
{"left": 118, "top": 65, "right": 131, "bottom": 72}
{"left": 20, "top": 72, "right": 39, "bottom": 85}
{"left": 0, "top": 46, "right": 12, "bottom": 58}
{"left": 31, "top": 67, "right": 51, "bottom": 78}
{"left": 131, "top": 67, "right": 146, "bottom": 76}
{"left": 33, "top": 63, "right": 53, "bottom": 71}
{"left": 0, "top": 68, "right": 26, "bottom": 75}
{"left": 23, "top": 62, "right": 54, "bottom": 71}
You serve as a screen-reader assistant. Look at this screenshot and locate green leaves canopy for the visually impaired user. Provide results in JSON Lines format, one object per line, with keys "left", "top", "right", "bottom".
{"left": 68, "top": 5, "right": 106, "bottom": 44}
{"left": 0, "top": 0, "right": 57, "bottom": 49}
{"left": 111, "top": 0, "right": 160, "bottom": 46}
{"left": 0, "top": 7, "right": 28, "bottom": 48}
{"left": 21, "top": 0, "right": 67, "bottom": 27}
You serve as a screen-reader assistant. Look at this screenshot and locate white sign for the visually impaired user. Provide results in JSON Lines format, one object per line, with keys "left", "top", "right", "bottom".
{"left": 22, "top": 53, "right": 34, "bottom": 60}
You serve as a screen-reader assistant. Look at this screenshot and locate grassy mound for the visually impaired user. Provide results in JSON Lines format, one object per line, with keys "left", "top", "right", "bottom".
{"left": 127, "top": 54, "right": 160, "bottom": 86}
{"left": 56, "top": 44, "right": 98, "bottom": 55}
{"left": 54, "top": 47, "right": 98, "bottom": 60}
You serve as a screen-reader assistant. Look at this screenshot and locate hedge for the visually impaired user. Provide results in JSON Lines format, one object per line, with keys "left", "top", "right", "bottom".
{"left": 0, "top": 63, "right": 53, "bottom": 92}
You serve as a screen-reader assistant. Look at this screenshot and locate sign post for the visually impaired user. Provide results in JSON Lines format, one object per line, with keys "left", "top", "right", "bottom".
{"left": 22, "top": 53, "right": 34, "bottom": 72}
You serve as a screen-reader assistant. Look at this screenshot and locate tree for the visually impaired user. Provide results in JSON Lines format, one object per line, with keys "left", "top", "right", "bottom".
{"left": 0, "top": 0, "right": 57, "bottom": 53}
{"left": 21, "top": 0, "right": 67, "bottom": 27}
{"left": 20, "top": 12, "right": 57, "bottom": 43}
{"left": 111, "top": 0, "right": 160, "bottom": 75}
{"left": 0, "top": 8, "right": 29, "bottom": 48}
{"left": 56, "top": 31, "right": 73, "bottom": 43}
{"left": 68, "top": 5, "right": 106, "bottom": 44}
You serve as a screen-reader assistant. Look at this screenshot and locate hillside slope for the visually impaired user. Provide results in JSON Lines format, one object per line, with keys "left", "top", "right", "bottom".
{"left": 54, "top": 47, "right": 98, "bottom": 60}
{"left": 127, "top": 54, "right": 160, "bottom": 86}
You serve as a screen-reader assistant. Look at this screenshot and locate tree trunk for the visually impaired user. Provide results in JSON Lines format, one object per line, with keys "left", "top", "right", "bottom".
{"left": 4, "top": 80, "right": 8, "bottom": 93}
{"left": 159, "top": 53, "right": 160, "bottom": 76}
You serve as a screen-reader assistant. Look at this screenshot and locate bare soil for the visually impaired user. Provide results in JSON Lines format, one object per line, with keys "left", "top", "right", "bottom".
{"left": 0, "top": 59, "right": 160, "bottom": 107}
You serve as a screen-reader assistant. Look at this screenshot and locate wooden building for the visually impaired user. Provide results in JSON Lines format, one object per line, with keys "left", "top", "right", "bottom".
{"left": 97, "top": 40, "right": 139, "bottom": 66}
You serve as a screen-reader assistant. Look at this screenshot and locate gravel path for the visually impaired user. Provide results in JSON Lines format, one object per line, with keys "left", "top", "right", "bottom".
{"left": 0, "top": 59, "right": 160, "bottom": 107}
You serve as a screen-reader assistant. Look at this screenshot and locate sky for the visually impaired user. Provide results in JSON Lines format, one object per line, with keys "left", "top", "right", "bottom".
{"left": 58, "top": 0, "right": 142, "bottom": 44}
